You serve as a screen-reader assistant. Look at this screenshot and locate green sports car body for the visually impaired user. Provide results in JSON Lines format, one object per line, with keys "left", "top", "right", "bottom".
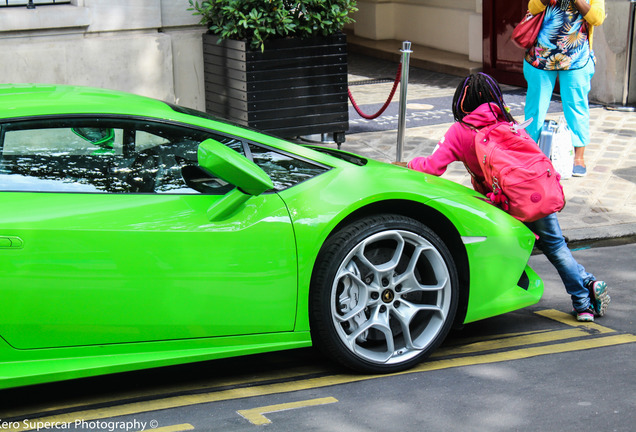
{"left": 0, "top": 84, "right": 543, "bottom": 389}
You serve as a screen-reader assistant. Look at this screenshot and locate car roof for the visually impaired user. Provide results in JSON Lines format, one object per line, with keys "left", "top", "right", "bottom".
{"left": 0, "top": 84, "right": 178, "bottom": 120}
{"left": 0, "top": 84, "right": 351, "bottom": 167}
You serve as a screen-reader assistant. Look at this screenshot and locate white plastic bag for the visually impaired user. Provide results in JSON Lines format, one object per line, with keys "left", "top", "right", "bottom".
{"left": 550, "top": 116, "right": 574, "bottom": 179}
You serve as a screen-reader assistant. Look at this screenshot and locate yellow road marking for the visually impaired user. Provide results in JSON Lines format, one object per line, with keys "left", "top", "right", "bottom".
{"left": 5, "top": 310, "right": 585, "bottom": 419}
{"left": 433, "top": 308, "right": 614, "bottom": 357}
{"left": 11, "top": 335, "right": 635, "bottom": 431}
{"left": 2, "top": 365, "right": 326, "bottom": 420}
{"left": 8, "top": 310, "right": 636, "bottom": 431}
{"left": 442, "top": 328, "right": 553, "bottom": 346}
{"left": 237, "top": 397, "right": 338, "bottom": 425}
{"left": 535, "top": 309, "right": 616, "bottom": 333}
{"left": 409, "top": 334, "right": 636, "bottom": 373}
{"left": 435, "top": 328, "right": 589, "bottom": 357}
{"left": 147, "top": 424, "right": 194, "bottom": 432}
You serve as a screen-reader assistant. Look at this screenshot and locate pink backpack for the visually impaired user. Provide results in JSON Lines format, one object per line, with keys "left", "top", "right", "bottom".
{"left": 474, "top": 121, "right": 565, "bottom": 222}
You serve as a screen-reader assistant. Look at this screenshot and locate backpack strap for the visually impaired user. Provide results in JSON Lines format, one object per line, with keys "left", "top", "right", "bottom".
{"left": 511, "top": 118, "right": 533, "bottom": 133}
{"left": 478, "top": 118, "right": 534, "bottom": 142}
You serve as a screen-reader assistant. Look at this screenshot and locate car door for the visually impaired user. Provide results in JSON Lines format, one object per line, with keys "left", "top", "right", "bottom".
{"left": 0, "top": 117, "right": 301, "bottom": 349}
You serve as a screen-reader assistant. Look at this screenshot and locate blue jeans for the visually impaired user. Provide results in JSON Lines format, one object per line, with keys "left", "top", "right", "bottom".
{"left": 523, "top": 59, "right": 595, "bottom": 148}
{"left": 525, "top": 213, "right": 594, "bottom": 312}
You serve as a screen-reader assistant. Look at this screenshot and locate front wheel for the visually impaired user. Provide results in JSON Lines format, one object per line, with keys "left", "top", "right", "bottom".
{"left": 309, "top": 214, "right": 459, "bottom": 373}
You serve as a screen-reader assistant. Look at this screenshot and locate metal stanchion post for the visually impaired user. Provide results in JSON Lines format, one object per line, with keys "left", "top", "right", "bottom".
{"left": 607, "top": 0, "right": 636, "bottom": 111}
{"left": 396, "top": 41, "right": 412, "bottom": 162}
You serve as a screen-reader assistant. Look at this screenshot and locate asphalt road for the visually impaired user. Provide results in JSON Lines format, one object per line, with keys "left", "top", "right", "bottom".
{"left": 2, "top": 243, "right": 635, "bottom": 432}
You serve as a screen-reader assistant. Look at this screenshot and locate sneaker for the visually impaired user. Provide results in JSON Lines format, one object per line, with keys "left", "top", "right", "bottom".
{"left": 575, "top": 307, "right": 595, "bottom": 322}
{"left": 586, "top": 280, "right": 610, "bottom": 317}
{"left": 572, "top": 165, "right": 587, "bottom": 177}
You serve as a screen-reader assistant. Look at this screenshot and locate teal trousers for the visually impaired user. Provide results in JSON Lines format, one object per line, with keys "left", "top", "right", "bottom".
{"left": 523, "top": 59, "right": 595, "bottom": 148}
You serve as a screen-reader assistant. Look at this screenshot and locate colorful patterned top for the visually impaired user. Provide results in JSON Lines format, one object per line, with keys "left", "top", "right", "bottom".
{"left": 525, "top": 0, "right": 605, "bottom": 71}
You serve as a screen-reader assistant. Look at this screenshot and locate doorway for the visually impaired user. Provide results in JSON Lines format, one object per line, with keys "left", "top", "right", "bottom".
{"left": 483, "top": 0, "right": 528, "bottom": 87}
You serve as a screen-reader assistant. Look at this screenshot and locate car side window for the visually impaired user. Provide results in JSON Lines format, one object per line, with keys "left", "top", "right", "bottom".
{"left": 1, "top": 124, "right": 127, "bottom": 193}
{"left": 248, "top": 143, "right": 329, "bottom": 190}
{"left": 3, "top": 127, "right": 125, "bottom": 156}
{"left": 0, "top": 119, "right": 242, "bottom": 194}
{"left": 130, "top": 125, "right": 246, "bottom": 194}
{"left": 0, "top": 118, "right": 327, "bottom": 194}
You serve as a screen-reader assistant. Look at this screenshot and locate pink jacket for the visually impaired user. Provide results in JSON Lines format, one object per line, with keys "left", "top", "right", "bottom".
{"left": 407, "top": 103, "right": 508, "bottom": 194}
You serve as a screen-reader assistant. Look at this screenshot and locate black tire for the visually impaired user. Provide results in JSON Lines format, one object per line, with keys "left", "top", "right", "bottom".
{"left": 309, "top": 214, "right": 459, "bottom": 373}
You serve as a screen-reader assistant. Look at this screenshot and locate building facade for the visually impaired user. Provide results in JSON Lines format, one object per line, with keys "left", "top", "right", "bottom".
{"left": 1, "top": 0, "right": 633, "bottom": 108}
{"left": 353, "top": 0, "right": 635, "bottom": 105}
{"left": 0, "top": 0, "right": 206, "bottom": 110}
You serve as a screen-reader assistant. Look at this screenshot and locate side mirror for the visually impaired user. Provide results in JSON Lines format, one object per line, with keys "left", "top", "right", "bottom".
{"left": 197, "top": 139, "right": 274, "bottom": 220}
{"left": 72, "top": 127, "right": 115, "bottom": 149}
{"left": 198, "top": 139, "right": 273, "bottom": 195}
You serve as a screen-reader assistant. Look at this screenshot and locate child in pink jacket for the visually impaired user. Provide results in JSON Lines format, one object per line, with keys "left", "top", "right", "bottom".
{"left": 407, "top": 101, "right": 509, "bottom": 196}
{"left": 401, "top": 72, "right": 610, "bottom": 322}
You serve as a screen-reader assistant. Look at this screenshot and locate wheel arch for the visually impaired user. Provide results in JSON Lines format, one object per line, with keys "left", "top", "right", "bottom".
{"left": 318, "top": 199, "right": 470, "bottom": 327}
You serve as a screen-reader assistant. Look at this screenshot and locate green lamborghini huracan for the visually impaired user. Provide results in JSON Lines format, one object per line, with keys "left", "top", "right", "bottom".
{"left": 0, "top": 84, "right": 543, "bottom": 389}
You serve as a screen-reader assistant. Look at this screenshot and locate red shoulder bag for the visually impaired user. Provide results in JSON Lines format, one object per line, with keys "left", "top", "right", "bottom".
{"left": 511, "top": 10, "right": 545, "bottom": 50}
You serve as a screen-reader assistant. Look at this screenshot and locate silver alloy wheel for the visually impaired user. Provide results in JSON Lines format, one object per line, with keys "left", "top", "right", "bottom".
{"left": 330, "top": 229, "right": 452, "bottom": 365}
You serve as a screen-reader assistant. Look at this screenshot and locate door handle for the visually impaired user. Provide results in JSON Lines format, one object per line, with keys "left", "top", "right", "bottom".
{"left": 0, "top": 236, "right": 23, "bottom": 249}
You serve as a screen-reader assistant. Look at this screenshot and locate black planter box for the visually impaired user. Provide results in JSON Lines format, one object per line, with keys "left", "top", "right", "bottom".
{"left": 203, "top": 33, "right": 349, "bottom": 144}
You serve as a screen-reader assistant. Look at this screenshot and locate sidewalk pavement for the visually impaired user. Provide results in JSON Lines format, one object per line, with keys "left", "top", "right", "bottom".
{"left": 333, "top": 53, "right": 636, "bottom": 246}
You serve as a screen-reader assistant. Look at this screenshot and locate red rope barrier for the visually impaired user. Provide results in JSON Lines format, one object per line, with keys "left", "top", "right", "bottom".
{"left": 348, "top": 62, "right": 402, "bottom": 120}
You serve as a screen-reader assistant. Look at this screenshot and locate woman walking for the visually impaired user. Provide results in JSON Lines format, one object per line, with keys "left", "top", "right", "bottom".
{"left": 523, "top": 0, "right": 605, "bottom": 177}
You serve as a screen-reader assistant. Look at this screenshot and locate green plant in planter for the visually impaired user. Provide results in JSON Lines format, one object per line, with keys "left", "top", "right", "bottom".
{"left": 188, "top": 0, "right": 357, "bottom": 51}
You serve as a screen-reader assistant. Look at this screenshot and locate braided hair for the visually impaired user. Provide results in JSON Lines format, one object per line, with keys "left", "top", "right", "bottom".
{"left": 452, "top": 72, "right": 515, "bottom": 129}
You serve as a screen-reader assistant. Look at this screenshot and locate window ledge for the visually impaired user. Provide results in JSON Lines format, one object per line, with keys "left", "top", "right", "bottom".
{"left": 0, "top": 5, "right": 90, "bottom": 32}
